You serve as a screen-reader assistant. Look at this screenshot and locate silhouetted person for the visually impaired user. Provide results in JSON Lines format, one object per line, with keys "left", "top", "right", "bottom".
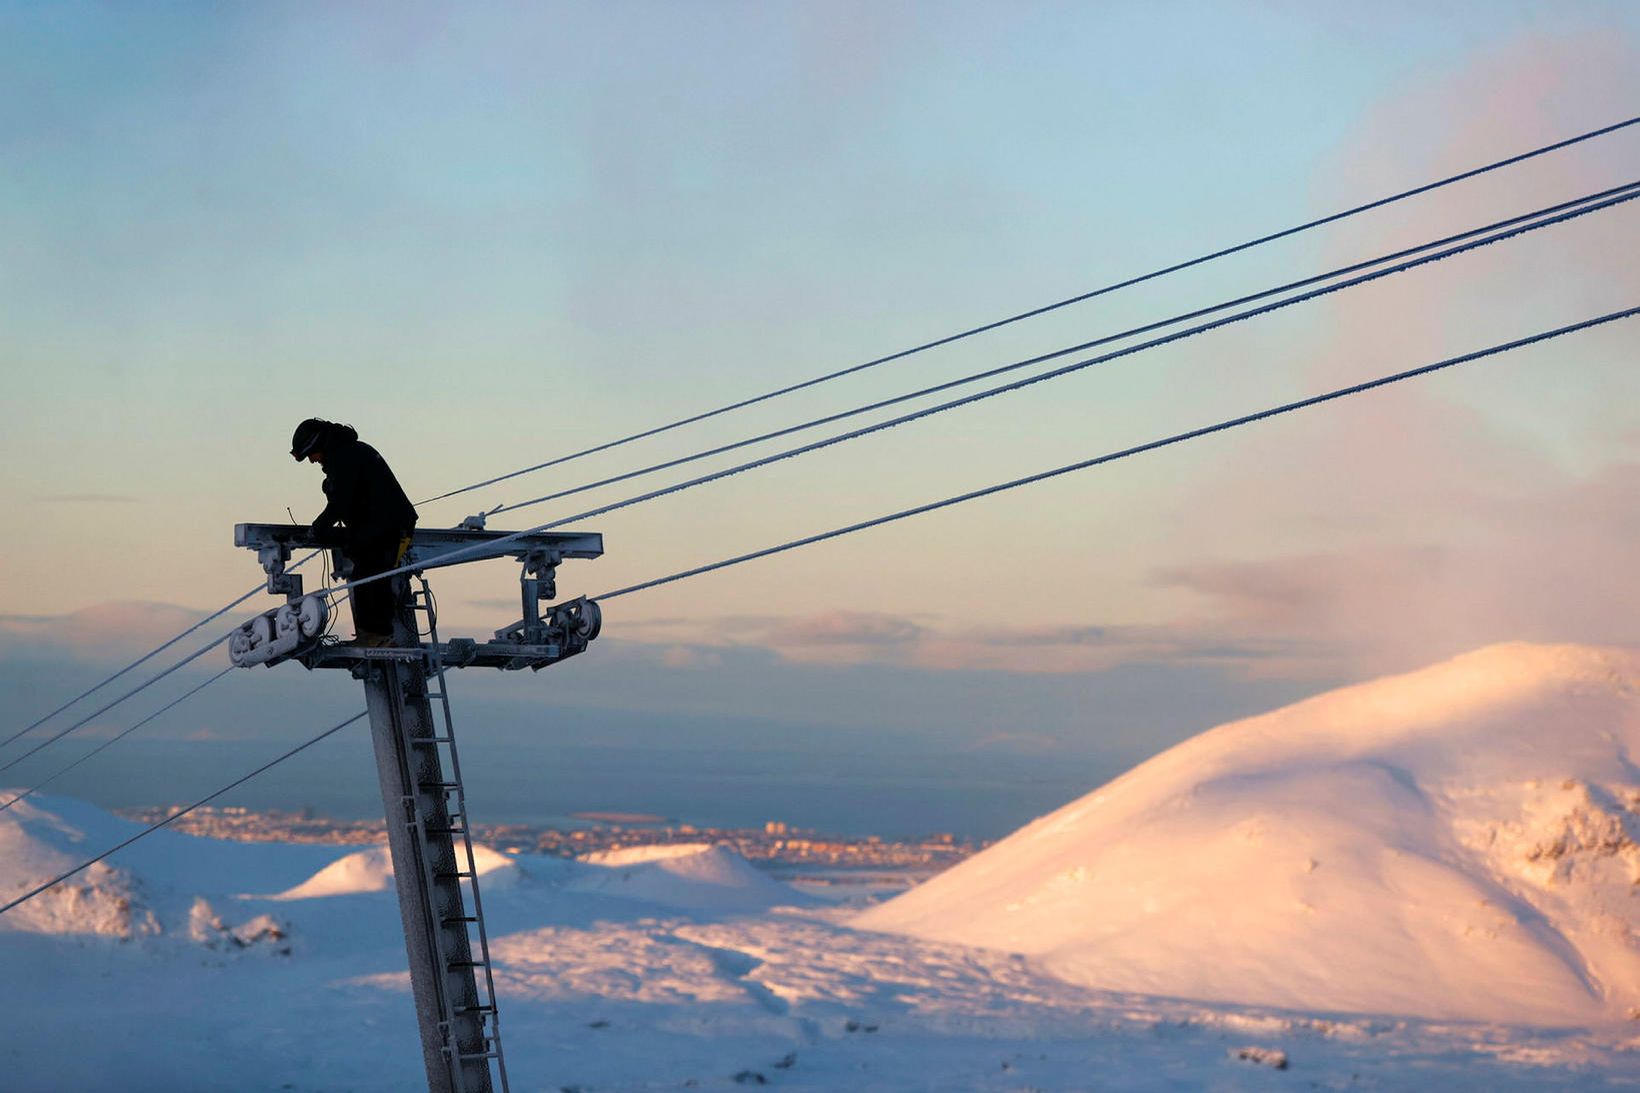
{"left": 291, "top": 419, "right": 418, "bottom": 644}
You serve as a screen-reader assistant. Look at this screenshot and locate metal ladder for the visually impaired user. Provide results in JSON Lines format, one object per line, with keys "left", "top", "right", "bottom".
{"left": 407, "top": 577, "right": 511, "bottom": 1093}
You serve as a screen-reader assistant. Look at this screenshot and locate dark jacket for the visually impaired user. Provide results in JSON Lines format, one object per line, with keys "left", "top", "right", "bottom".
{"left": 313, "top": 430, "right": 418, "bottom": 547}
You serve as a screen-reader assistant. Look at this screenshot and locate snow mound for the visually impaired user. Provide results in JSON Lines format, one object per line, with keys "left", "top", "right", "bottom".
{"left": 0, "top": 794, "right": 307, "bottom": 946}
{"left": 570, "top": 843, "right": 812, "bottom": 912}
{"left": 188, "top": 898, "right": 291, "bottom": 953}
{"left": 856, "top": 643, "right": 1640, "bottom": 1025}
{"left": 272, "top": 843, "right": 517, "bottom": 900}
{"left": 0, "top": 795, "right": 160, "bottom": 938}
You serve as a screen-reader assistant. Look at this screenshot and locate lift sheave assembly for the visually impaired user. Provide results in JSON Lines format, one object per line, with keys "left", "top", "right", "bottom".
{"left": 227, "top": 520, "right": 605, "bottom": 1093}
{"left": 230, "top": 523, "right": 603, "bottom": 671}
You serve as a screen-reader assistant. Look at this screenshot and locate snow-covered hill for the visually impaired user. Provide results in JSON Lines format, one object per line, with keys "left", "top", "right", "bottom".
{"left": 0, "top": 793, "right": 335, "bottom": 946}
{"left": 270, "top": 843, "right": 518, "bottom": 900}
{"left": 857, "top": 643, "right": 1640, "bottom": 1025}
{"left": 572, "top": 842, "right": 818, "bottom": 912}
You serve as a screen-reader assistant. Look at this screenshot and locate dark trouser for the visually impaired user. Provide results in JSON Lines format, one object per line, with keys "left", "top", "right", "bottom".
{"left": 347, "top": 534, "right": 410, "bottom": 637}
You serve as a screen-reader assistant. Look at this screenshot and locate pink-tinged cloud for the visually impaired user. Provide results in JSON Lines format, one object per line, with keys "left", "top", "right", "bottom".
{"left": 660, "top": 645, "right": 724, "bottom": 670}
{"left": 767, "top": 611, "right": 925, "bottom": 646}
{"left": 0, "top": 601, "right": 214, "bottom": 661}
{"left": 1156, "top": 29, "right": 1640, "bottom": 680}
{"left": 612, "top": 607, "right": 1321, "bottom": 677}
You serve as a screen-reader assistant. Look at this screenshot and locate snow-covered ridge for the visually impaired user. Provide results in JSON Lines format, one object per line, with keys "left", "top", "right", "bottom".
{"left": 857, "top": 642, "right": 1640, "bottom": 1025}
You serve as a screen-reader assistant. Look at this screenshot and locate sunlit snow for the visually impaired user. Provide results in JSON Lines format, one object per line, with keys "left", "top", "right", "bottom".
{"left": 3, "top": 643, "right": 1639, "bottom": 1090}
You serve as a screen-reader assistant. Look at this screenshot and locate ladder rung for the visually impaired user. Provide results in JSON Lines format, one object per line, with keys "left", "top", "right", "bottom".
{"left": 442, "top": 915, "right": 480, "bottom": 925}
{"left": 447, "top": 960, "right": 488, "bottom": 969}
{"left": 436, "top": 871, "right": 475, "bottom": 880}
{"left": 456, "top": 1004, "right": 497, "bottom": 1015}
{"left": 458, "top": 1050, "right": 502, "bottom": 1061}
{"left": 424, "top": 826, "right": 466, "bottom": 836}
{"left": 420, "top": 781, "right": 461, "bottom": 791}
{"left": 410, "top": 737, "right": 455, "bottom": 745}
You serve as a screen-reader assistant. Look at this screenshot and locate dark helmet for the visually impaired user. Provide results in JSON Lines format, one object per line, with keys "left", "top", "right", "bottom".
{"left": 290, "top": 419, "right": 356, "bottom": 461}
{"left": 290, "top": 418, "right": 327, "bottom": 461}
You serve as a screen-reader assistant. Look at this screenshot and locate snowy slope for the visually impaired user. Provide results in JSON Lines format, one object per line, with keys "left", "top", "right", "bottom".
{"left": 0, "top": 793, "right": 338, "bottom": 943}
{"left": 857, "top": 643, "right": 1640, "bottom": 1025}
{"left": 4, "top": 737, "right": 1640, "bottom": 1088}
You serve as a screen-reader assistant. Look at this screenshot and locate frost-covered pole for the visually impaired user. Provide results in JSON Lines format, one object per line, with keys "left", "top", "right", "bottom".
{"left": 359, "top": 593, "right": 491, "bottom": 1093}
{"left": 232, "top": 521, "right": 605, "bottom": 1093}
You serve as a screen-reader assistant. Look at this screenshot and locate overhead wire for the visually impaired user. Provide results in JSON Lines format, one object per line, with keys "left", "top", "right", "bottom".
{"left": 418, "top": 115, "right": 1640, "bottom": 509}
{"left": 481, "top": 180, "right": 1640, "bottom": 519}
{"left": 1, "top": 583, "right": 260, "bottom": 753}
{"left": 0, "top": 630, "right": 233, "bottom": 776}
{"left": 10, "top": 119, "right": 1631, "bottom": 756}
{"left": 6, "top": 304, "right": 1633, "bottom": 918}
{"left": 317, "top": 181, "right": 1640, "bottom": 599}
{"left": 0, "top": 549, "right": 320, "bottom": 754}
{"left": 594, "top": 306, "right": 1639, "bottom": 601}
{"left": 6, "top": 178, "right": 1631, "bottom": 777}
{"left": 0, "top": 711, "right": 366, "bottom": 918}
{"left": 8, "top": 133, "right": 1635, "bottom": 916}
{"left": 0, "top": 668, "right": 235, "bottom": 815}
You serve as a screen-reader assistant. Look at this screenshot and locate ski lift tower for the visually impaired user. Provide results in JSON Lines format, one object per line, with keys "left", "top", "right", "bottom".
{"left": 230, "top": 522, "right": 605, "bottom": 1093}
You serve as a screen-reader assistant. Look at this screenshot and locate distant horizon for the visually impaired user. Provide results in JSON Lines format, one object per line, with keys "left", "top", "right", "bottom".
{"left": 10, "top": 734, "right": 1131, "bottom": 842}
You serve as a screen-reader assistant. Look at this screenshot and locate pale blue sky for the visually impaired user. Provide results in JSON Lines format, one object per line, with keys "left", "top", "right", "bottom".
{"left": 2, "top": 3, "right": 1637, "bottom": 802}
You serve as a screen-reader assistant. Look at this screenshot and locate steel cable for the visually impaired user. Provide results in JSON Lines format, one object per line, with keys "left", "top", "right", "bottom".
{"left": 320, "top": 183, "right": 1640, "bottom": 597}
{"left": 0, "top": 668, "right": 235, "bottom": 815}
{"left": 419, "top": 116, "right": 1640, "bottom": 508}
{"left": 10, "top": 120, "right": 1631, "bottom": 756}
{"left": 0, "top": 711, "right": 366, "bottom": 918}
{"left": 5, "top": 308, "right": 1630, "bottom": 918}
{"left": 0, "top": 550, "right": 320, "bottom": 753}
{"left": 483, "top": 181, "right": 1639, "bottom": 519}
{"left": 10, "top": 168, "right": 1635, "bottom": 774}
{"left": 0, "top": 631, "right": 237, "bottom": 775}
{"left": 9, "top": 179, "right": 1627, "bottom": 778}
{"left": 594, "top": 306, "right": 1639, "bottom": 601}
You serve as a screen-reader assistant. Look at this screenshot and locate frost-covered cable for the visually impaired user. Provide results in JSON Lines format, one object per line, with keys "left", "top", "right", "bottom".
{"left": 485, "top": 180, "right": 1640, "bottom": 519}
{"left": 0, "top": 631, "right": 230, "bottom": 775}
{"left": 10, "top": 313, "right": 1629, "bottom": 919}
{"left": 12, "top": 129, "right": 1632, "bottom": 753}
{"left": 0, "top": 550, "right": 319, "bottom": 753}
{"left": 0, "top": 711, "right": 365, "bottom": 918}
{"left": 0, "top": 668, "right": 234, "bottom": 815}
{"left": 594, "top": 306, "right": 1639, "bottom": 601}
{"left": 19, "top": 179, "right": 1625, "bottom": 763}
{"left": 317, "top": 182, "right": 1640, "bottom": 599}
{"left": 419, "top": 115, "right": 1640, "bottom": 508}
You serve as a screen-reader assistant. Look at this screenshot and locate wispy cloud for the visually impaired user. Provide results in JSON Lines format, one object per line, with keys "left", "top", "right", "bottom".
{"left": 608, "top": 608, "right": 1329, "bottom": 677}
{"left": 0, "top": 601, "right": 213, "bottom": 661}
{"left": 767, "top": 611, "right": 925, "bottom": 646}
{"left": 34, "top": 493, "right": 139, "bottom": 504}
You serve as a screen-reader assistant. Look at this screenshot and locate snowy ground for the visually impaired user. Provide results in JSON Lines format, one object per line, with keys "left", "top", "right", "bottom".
{"left": 862, "top": 643, "right": 1640, "bottom": 1027}
{"left": 2, "top": 798, "right": 1637, "bottom": 1091}
{"left": 6, "top": 644, "right": 1640, "bottom": 1090}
